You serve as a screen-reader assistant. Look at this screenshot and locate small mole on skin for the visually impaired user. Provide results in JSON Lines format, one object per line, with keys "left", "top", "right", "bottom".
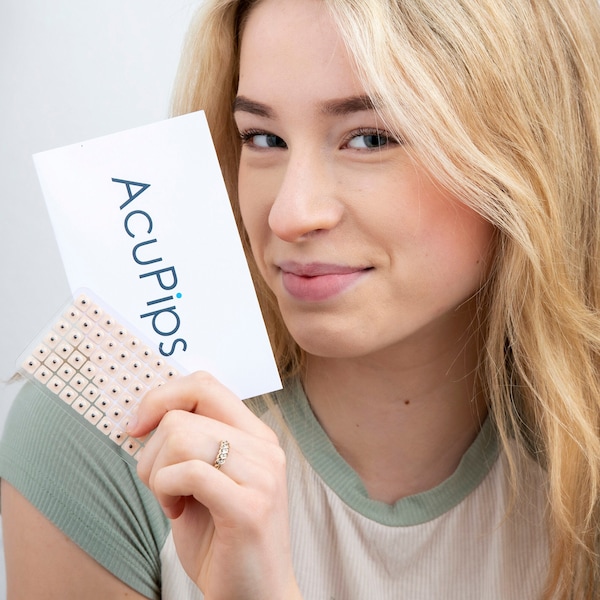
{"left": 404, "top": 400, "right": 411, "bottom": 405}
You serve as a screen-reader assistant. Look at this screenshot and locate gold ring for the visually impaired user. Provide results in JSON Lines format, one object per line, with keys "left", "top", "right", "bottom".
{"left": 213, "top": 440, "right": 230, "bottom": 470}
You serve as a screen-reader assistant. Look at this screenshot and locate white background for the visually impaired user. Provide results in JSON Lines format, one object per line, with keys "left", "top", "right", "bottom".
{"left": 0, "top": 1, "right": 202, "bottom": 594}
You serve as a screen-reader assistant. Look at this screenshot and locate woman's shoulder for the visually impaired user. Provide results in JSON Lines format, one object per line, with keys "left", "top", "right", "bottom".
{"left": 0, "top": 381, "right": 170, "bottom": 599}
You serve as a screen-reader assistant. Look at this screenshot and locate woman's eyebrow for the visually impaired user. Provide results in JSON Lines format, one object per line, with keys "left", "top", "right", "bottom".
{"left": 232, "top": 94, "right": 376, "bottom": 118}
{"left": 321, "top": 95, "right": 376, "bottom": 116}
{"left": 233, "top": 96, "right": 273, "bottom": 118}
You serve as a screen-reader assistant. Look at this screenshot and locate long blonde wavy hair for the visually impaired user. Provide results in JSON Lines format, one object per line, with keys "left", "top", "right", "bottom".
{"left": 171, "top": 1, "right": 600, "bottom": 597}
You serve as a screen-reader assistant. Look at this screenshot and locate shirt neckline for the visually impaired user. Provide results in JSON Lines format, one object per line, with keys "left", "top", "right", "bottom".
{"left": 273, "top": 377, "right": 499, "bottom": 526}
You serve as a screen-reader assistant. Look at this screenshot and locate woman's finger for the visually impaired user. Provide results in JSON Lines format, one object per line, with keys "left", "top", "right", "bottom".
{"left": 127, "top": 370, "right": 276, "bottom": 441}
{"left": 136, "top": 409, "right": 279, "bottom": 489}
{"left": 150, "top": 459, "right": 240, "bottom": 518}
{"left": 148, "top": 445, "right": 287, "bottom": 527}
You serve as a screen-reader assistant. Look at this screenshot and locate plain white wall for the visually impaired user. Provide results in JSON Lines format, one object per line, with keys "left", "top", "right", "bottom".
{"left": 0, "top": 1, "right": 203, "bottom": 595}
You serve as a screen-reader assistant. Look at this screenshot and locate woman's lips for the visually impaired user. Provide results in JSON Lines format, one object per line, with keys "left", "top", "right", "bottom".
{"left": 277, "top": 262, "right": 370, "bottom": 302}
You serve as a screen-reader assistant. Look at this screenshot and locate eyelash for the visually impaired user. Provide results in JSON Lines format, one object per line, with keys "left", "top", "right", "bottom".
{"left": 238, "top": 128, "right": 401, "bottom": 150}
{"left": 238, "top": 129, "right": 286, "bottom": 148}
{"left": 343, "top": 128, "right": 401, "bottom": 150}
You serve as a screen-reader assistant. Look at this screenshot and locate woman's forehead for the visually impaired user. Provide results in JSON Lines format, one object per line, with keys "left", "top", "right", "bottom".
{"left": 237, "top": 0, "right": 366, "bottom": 105}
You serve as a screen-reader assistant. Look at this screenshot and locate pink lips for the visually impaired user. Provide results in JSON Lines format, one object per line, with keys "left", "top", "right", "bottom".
{"left": 278, "top": 261, "right": 369, "bottom": 302}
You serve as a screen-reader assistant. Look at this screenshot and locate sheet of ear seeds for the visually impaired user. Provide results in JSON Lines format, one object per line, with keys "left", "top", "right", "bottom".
{"left": 17, "top": 290, "right": 183, "bottom": 465}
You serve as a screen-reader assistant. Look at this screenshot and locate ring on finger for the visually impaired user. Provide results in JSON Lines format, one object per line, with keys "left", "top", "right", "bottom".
{"left": 213, "top": 440, "right": 230, "bottom": 470}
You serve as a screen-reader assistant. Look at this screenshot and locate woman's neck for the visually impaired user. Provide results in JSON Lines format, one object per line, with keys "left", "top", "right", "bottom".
{"left": 302, "top": 313, "right": 488, "bottom": 504}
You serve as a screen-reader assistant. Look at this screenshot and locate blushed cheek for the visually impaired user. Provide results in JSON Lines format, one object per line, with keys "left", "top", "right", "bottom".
{"left": 238, "top": 192, "right": 272, "bottom": 278}
{"left": 238, "top": 170, "right": 258, "bottom": 236}
{"left": 420, "top": 199, "right": 495, "bottom": 290}
{"left": 462, "top": 212, "right": 496, "bottom": 270}
{"left": 453, "top": 217, "right": 496, "bottom": 291}
{"left": 239, "top": 161, "right": 285, "bottom": 237}
{"left": 434, "top": 191, "right": 495, "bottom": 254}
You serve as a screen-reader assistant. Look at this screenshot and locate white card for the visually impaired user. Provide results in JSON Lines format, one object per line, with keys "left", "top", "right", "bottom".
{"left": 33, "top": 111, "right": 281, "bottom": 399}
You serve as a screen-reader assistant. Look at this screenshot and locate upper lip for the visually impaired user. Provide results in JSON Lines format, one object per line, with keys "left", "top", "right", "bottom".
{"left": 277, "top": 261, "right": 370, "bottom": 277}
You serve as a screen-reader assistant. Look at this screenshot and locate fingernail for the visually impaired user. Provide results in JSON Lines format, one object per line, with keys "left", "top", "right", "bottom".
{"left": 126, "top": 414, "right": 138, "bottom": 434}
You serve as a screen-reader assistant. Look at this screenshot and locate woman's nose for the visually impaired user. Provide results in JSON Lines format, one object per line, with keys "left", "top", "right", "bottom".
{"left": 268, "top": 150, "right": 344, "bottom": 242}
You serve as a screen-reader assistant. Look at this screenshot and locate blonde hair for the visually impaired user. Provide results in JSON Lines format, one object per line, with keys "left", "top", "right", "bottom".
{"left": 171, "top": 0, "right": 600, "bottom": 597}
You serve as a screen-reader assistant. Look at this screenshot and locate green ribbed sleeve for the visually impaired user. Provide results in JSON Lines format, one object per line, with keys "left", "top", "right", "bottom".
{"left": 0, "top": 382, "right": 170, "bottom": 599}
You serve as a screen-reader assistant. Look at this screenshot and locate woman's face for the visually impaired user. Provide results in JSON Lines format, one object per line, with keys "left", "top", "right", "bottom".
{"left": 235, "top": 0, "right": 494, "bottom": 360}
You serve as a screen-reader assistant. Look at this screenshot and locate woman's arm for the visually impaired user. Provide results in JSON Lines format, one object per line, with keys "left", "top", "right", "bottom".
{"left": 2, "top": 480, "right": 150, "bottom": 600}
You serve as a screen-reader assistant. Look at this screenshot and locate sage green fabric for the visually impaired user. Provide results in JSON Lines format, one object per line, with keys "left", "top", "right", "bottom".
{"left": 0, "top": 383, "right": 169, "bottom": 599}
{"left": 1, "top": 378, "right": 530, "bottom": 600}
{"left": 273, "top": 378, "right": 499, "bottom": 526}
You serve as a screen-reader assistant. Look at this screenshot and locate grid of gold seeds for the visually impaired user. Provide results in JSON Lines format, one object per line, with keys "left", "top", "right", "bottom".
{"left": 19, "top": 292, "right": 180, "bottom": 463}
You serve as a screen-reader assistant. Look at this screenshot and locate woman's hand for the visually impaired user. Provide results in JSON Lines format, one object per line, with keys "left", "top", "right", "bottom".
{"left": 128, "top": 371, "right": 302, "bottom": 600}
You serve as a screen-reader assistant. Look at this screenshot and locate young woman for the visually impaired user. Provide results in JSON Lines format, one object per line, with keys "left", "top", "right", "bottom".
{"left": 2, "top": 0, "right": 600, "bottom": 598}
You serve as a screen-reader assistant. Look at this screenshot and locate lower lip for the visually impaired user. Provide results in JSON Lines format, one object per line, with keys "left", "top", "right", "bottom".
{"left": 280, "top": 270, "right": 367, "bottom": 302}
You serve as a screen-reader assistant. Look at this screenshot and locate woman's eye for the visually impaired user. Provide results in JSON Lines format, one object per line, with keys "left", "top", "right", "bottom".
{"left": 240, "top": 131, "right": 287, "bottom": 149}
{"left": 346, "top": 130, "right": 397, "bottom": 150}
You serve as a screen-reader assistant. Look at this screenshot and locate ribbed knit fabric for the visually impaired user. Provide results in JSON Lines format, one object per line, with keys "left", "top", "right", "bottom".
{"left": 0, "top": 383, "right": 169, "bottom": 599}
{"left": 158, "top": 381, "right": 550, "bottom": 599}
{"left": 0, "top": 380, "right": 550, "bottom": 599}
